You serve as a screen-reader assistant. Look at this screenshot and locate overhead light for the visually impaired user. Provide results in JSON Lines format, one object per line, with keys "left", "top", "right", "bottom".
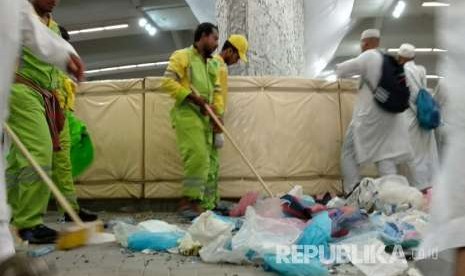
{"left": 415, "top": 48, "right": 433, "bottom": 52}
{"left": 422, "top": 2, "right": 450, "bottom": 7}
{"left": 138, "top": 18, "right": 148, "bottom": 27}
{"left": 392, "top": 1, "right": 406, "bottom": 18}
{"left": 426, "top": 75, "right": 444, "bottom": 79}
{"left": 387, "top": 48, "right": 446, "bottom": 53}
{"left": 85, "top": 61, "right": 169, "bottom": 74}
{"left": 69, "top": 24, "right": 129, "bottom": 35}
{"left": 352, "top": 75, "right": 361, "bottom": 78}
{"left": 148, "top": 28, "right": 157, "bottom": 36}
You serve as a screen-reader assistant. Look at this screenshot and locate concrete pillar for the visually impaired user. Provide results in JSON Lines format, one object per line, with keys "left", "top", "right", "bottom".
{"left": 216, "top": 0, "right": 304, "bottom": 76}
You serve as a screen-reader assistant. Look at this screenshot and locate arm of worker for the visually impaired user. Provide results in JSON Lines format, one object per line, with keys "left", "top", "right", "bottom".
{"left": 20, "top": 0, "right": 84, "bottom": 81}
{"left": 161, "top": 50, "right": 193, "bottom": 106}
{"left": 212, "top": 79, "right": 225, "bottom": 117}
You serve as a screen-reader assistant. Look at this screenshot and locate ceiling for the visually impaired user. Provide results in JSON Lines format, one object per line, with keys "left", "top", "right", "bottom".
{"left": 328, "top": 0, "right": 441, "bottom": 86}
{"left": 53, "top": 0, "right": 442, "bottom": 83}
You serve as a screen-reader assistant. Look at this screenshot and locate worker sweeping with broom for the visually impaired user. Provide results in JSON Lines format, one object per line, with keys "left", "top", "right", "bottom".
{"left": 6, "top": 0, "right": 96, "bottom": 245}
{"left": 161, "top": 22, "right": 224, "bottom": 218}
{"left": 208, "top": 35, "right": 249, "bottom": 208}
{"left": 0, "top": 0, "right": 84, "bottom": 269}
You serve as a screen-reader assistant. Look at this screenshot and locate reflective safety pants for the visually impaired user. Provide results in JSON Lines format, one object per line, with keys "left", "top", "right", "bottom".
{"left": 173, "top": 104, "right": 219, "bottom": 210}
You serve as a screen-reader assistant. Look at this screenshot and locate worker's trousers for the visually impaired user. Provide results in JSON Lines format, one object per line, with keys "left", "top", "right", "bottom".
{"left": 173, "top": 104, "right": 219, "bottom": 210}
{"left": 341, "top": 127, "right": 398, "bottom": 194}
{"left": 6, "top": 85, "right": 79, "bottom": 229}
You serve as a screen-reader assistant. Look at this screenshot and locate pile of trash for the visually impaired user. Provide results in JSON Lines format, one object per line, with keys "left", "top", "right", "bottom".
{"left": 111, "top": 175, "right": 431, "bottom": 276}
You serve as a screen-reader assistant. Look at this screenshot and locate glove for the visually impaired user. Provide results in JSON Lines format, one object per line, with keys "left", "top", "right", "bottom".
{"left": 214, "top": 133, "right": 225, "bottom": 149}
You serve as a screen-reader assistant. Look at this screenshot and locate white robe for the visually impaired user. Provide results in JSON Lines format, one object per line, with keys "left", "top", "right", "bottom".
{"left": 403, "top": 60, "right": 439, "bottom": 190}
{"left": 336, "top": 49, "right": 411, "bottom": 165}
{"left": 417, "top": 1, "right": 465, "bottom": 274}
{"left": 0, "top": 0, "right": 77, "bottom": 261}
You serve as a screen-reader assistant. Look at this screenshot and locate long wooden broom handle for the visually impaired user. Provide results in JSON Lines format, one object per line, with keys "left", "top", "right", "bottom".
{"left": 3, "top": 123, "right": 85, "bottom": 227}
{"left": 190, "top": 86, "right": 274, "bottom": 197}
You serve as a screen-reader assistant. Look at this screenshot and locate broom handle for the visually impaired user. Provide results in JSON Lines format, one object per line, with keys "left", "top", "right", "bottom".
{"left": 3, "top": 123, "right": 85, "bottom": 227}
{"left": 190, "top": 87, "right": 274, "bottom": 197}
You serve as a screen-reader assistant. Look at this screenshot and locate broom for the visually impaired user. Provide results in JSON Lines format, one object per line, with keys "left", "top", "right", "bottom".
{"left": 190, "top": 86, "right": 274, "bottom": 197}
{"left": 3, "top": 123, "right": 103, "bottom": 250}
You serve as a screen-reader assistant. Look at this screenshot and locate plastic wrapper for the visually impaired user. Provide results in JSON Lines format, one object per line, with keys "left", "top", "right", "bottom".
{"left": 188, "top": 211, "right": 234, "bottom": 246}
{"left": 262, "top": 253, "right": 328, "bottom": 276}
{"left": 231, "top": 207, "right": 303, "bottom": 257}
{"left": 296, "top": 212, "right": 332, "bottom": 258}
{"left": 127, "top": 231, "right": 185, "bottom": 252}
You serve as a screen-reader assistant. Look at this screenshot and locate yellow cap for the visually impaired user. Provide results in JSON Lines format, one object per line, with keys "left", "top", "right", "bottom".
{"left": 228, "top": 34, "right": 249, "bottom": 63}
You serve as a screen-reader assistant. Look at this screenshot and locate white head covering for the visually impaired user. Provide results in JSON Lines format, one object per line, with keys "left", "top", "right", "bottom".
{"left": 398, "top": 43, "right": 416, "bottom": 58}
{"left": 361, "top": 29, "right": 380, "bottom": 40}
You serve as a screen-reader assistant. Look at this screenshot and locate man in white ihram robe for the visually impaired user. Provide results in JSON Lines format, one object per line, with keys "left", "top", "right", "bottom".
{"left": 397, "top": 43, "right": 439, "bottom": 191}
{"left": 0, "top": 0, "right": 83, "bottom": 263}
{"left": 336, "top": 29, "right": 411, "bottom": 194}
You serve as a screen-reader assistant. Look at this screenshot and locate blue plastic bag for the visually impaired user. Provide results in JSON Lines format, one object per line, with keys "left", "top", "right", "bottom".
{"left": 263, "top": 254, "right": 328, "bottom": 276}
{"left": 127, "top": 231, "right": 185, "bottom": 252}
{"left": 416, "top": 88, "right": 441, "bottom": 130}
{"left": 297, "top": 212, "right": 332, "bottom": 249}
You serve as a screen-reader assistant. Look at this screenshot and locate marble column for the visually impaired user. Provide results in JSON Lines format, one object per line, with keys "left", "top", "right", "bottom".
{"left": 216, "top": 0, "right": 304, "bottom": 76}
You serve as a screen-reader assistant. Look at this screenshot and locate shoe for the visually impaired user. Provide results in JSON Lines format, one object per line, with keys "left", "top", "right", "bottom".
{"left": 18, "top": 225, "right": 57, "bottom": 244}
{"left": 64, "top": 209, "right": 98, "bottom": 222}
{"left": 178, "top": 198, "right": 202, "bottom": 220}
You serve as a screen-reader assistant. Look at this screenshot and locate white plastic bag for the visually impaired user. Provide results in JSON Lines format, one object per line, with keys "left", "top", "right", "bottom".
{"left": 188, "top": 211, "right": 234, "bottom": 246}
{"left": 113, "top": 222, "right": 139, "bottom": 247}
{"left": 231, "top": 207, "right": 303, "bottom": 257}
{"left": 137, "top": 220, "right": 184, "bottom": 233}
{"left": 199, "top": 233, "right": 248, "bottom": 264}
{"left": 376, "top": 175, "right": 424, "bottom": 210}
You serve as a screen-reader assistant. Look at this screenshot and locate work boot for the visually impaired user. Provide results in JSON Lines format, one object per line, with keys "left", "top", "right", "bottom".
{"left": 64, "top": 208, "right": 98, "bottom": 222}
{"left": 18, "top": 225, "right": 57, "bottom": 244}
{"left": 178, "top": 198, "right": 202, "bottom": 220}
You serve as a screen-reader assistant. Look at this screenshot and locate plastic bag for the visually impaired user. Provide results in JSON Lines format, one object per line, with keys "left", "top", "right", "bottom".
{"left": 127, "top": 231, "right": 185, "bottom": 252}
{"left": 138, "top": 220, "right": 184, "bottom": 233}
{"left": 301, "top": 195, "right": 316, "bottom": 207}
{"left": 296, "top": 212, "right": 332, "bottom": 258}
{"left": 288, "top": 185, "right": 304, "bottom": 198}
{"left": 188, "top": 211, "right": 234, "bottom": 246}
{"left": 230, "top": 191, "right": 260, "bottom": 217}
{"left": 338, "top": 232, "right": 408, "bottom": 276}
{"left": 326, "top": 197, "right": 346, "bottom": 209}
{"left": 255, "top": 197, "right": 284, "bottom": 218}
{"left": 263, "top": 253, "right": 328, "bottom": 276}
{"left": 113, "top": 222, "right": 139, "bottom": 247}
{"left": 232, "top": 207, "right": 303, "bottom": 256}
{"left": 68, "top": 112, "right": 94, "bottom": 177}
{"left": 199, "top": 233, "right": 248, "bottom": 264}
{"left": 376, "top": 175, "right": 424, "bottom": 211}
{"left": 380, "top": 221, "right": 421, "bottom": 249}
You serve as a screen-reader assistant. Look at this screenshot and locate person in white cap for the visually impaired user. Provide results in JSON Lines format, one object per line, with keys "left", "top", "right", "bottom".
{"left": 0, "top": 0, "right": 83, "bottom": 264}
{"left": 397, "top": 43, "right": 439, "bottom": 191}
{"left": 336, "top": 29, "right": 411, "bottom": 195}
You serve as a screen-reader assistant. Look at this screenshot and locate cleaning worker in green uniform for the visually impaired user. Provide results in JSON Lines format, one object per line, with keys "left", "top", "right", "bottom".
{"left": 6, "top": 0, "right": 96, "bottom": 244}
{"left": 161, "top": 23, "right": 223, "bottom": 218}
{"left": 209, "top": 35, "right": 249, "bottom": 210}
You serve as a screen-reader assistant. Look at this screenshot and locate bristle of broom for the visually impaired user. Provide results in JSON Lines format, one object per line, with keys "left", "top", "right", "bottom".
{"left": 56, "top": 226, "right": 88, "bottom": 250}
{"left": 56, "top": 221, "right": 104, "bottom": 250}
